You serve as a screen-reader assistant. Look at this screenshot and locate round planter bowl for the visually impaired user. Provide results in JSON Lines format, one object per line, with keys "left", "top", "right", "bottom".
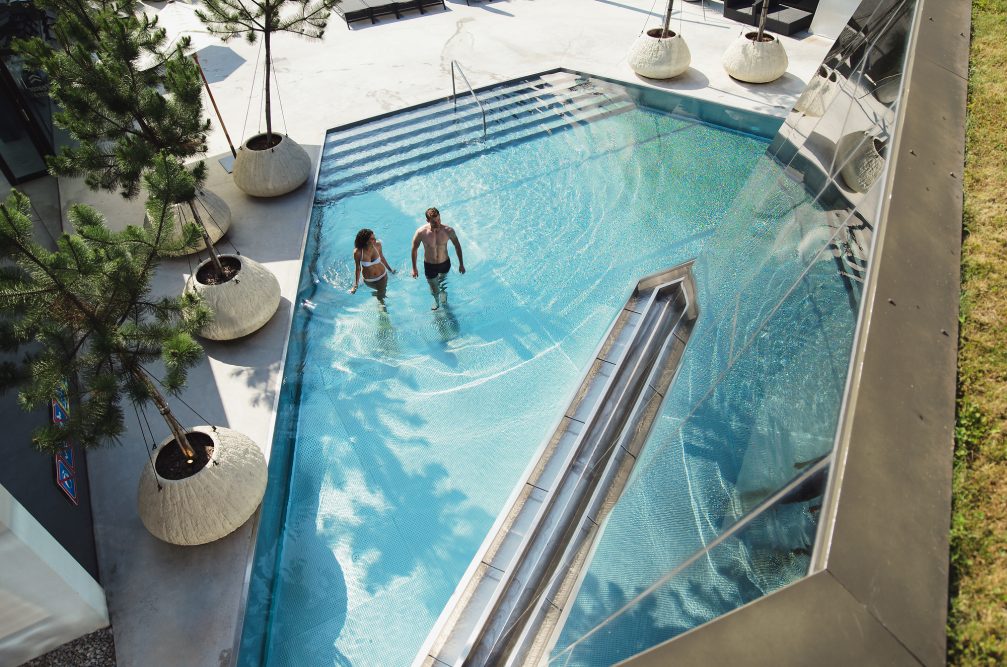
{"left": 836, "top": 131, "right": 886, "bottom": 194}
{"left": 794, "top": 67, "right": 838, "bottom": 117}
{"left": 145, "top": 189, "right": 232, "bottom": 257}
{"left": 627, "top": 29, "right": 691, "bottom": 80}
{"left": 722, "top": 31, "right": 789, "bottom": 84}
{"left": 232, "top": 133, "right": 311, "bottom": 198}
{"left": 185, "top": 254, "right": 281, "bottom": 340}
{"left": 137, "top": 426, "right": 267, "bottom": 546}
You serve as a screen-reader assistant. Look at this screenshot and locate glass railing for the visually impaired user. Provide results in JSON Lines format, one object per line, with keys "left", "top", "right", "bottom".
{"left": 550, "top": 459, "right": 829, "bottom": 666}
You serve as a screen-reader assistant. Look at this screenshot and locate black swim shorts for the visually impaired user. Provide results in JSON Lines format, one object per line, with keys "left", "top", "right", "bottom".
{"left": 424, "top": 259, "right": 451, "bottom": 279}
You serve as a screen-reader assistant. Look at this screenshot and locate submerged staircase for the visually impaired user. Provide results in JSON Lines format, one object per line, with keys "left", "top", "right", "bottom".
{"left": 315, "top": 70, "right": 637, "bottom": 202}
{"left": 414, "top": 263, "right": 698, "bottom": 667}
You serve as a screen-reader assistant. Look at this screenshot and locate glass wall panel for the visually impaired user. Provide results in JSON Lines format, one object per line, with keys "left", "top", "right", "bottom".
{"left": 545, "top": 0, "right": 919, "bottom": 663}
{"left": 550, "top": 464, "right": 829, "bottom": 666}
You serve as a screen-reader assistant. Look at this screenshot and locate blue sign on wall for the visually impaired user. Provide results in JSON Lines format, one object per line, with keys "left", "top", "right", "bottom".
{"left": 52, "top": 380, "right": 79, "bottom": 505}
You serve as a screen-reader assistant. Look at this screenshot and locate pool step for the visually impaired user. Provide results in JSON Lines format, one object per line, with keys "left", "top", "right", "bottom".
{"left": 315, "top": 72, "right": 637, "bottom": 201}
{"left": 413, "top": 262, "right": 699, "bottom": 667}
{"left": 316, "top": 95, "right": 635, "bottom": 198}
{"left": 322, "top": 85, "right": 627, "bottom": 172}
{"left": 321, "top": 75, "right": 590, "bottom": 158}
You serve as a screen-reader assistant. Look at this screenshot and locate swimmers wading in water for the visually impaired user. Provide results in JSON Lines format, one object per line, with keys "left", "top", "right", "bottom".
{"left": 411, "top": 207, "right": 466, "bottom": 310}
{"left": 350, "top": 228, "right": 396, "bottom": 303}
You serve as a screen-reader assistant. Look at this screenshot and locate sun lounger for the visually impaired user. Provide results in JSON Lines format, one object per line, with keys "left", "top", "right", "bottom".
{"left": 335, "top": 0, "right": 373, "bottom": 26}
{"left": 335, "top": 0, "right": 446, "bottom": 28}
{"left": 723, "top": 0, "right": 819, "bottom": 36}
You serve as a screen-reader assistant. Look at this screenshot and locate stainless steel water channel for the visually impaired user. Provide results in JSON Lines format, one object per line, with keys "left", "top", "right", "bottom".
{"left": 416, "top": 262, "right": 699, "bottom": 667}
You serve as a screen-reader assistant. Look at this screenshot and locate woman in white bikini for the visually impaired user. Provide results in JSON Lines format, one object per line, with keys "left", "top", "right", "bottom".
{"left": 349, "top": 228, "right": 396, "bottom": 297}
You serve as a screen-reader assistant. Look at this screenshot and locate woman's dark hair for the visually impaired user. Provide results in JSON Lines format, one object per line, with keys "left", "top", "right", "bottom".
{"left": 354, "top": 228, "right": 374, "bottom": 250}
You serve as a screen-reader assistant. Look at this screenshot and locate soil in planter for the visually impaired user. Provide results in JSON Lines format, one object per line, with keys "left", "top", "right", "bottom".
{"left": 646, "top": 28, "right": 678, "bottom": 38}
{"left": 155, "top": 431, "right": 214, "bottom": 480}
{"left": 745, "top": 31, "right": 776, "bottom": 42}
{"left": 246, "top": 133, "right": 284, "bottom": 150}
{"left": 196, "top": 255, "right": 241, "bottom": 285}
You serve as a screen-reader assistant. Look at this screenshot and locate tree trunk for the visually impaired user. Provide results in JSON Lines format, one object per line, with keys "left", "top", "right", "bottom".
{"left": 186, "top": 199, "right": 225, "bottom": 278}
{"left": 662, "top": 0, "right": 675, "bottom": 37}
{"left": 757, "top": 0, "right": 770, "bottom": 42}
{"left": 134, "top": 368, "right": 196, "bottom": 461}
{"left": 264, "top": 24, "right": 272, "bottom": 146}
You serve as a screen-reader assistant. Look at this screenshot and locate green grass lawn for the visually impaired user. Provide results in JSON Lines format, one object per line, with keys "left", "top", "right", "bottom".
{"left": 948, "top": 1, "right": 1007, "bottom": 663}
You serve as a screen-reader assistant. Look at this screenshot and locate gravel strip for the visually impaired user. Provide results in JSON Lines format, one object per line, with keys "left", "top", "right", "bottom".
{"left": 21, "top": 626, "right": 116, "bottom": 667}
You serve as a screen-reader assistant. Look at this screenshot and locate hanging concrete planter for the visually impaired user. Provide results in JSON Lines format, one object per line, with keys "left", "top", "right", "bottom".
{"left": 722, "top": 31, "right": 789, "bottom": 84}
{"left": 232, "top": 133, "right": 311, "bottom": 198}
{"left": 146, "top": 189, "right": 232, "bottom": 257}
{"left": 627, "top": 28, "right": 691, "bottom": 80}
{"left": 137, "top": 425, "right": 267, "bottom": 546}
{"left": 836, "top": 131, "right": 887, "bottom": 193}
{"left": 184, "top": 254, "right": 281, "bottom": 340}
{"left": 794, "top": 66, "right": 838, "bottom": 117}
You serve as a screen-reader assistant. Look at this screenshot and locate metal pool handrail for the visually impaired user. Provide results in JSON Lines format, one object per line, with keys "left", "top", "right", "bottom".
{"left": 450, "top": 60, "right": 487, "bottom": 138}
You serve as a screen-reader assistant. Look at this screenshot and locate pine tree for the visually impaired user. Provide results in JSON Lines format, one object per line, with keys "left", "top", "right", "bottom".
{"left": 196, "top": 0, "right": 337, "bottom": 147}
{"left": 0, "top": 161, "right": 211, "bottom": 463}
{"left": 16, "top": 0, "right": 227, "bottom": 278}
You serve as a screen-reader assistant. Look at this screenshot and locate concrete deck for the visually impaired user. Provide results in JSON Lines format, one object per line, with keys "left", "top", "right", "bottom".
{"left": 48, "top": 1, "right": 840, "bottom": 665}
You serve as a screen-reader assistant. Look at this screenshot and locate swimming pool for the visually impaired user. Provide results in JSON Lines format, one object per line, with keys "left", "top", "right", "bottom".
{"left": 238, "top": 71, "right": 858, "bottom": 666}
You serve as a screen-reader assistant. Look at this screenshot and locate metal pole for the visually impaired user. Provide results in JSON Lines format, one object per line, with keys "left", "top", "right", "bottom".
{"left": 192, "top": 53, "right": 238, "bottom": 158}
{"left": 451, "top": 61, "right": 457, "bottom": 111}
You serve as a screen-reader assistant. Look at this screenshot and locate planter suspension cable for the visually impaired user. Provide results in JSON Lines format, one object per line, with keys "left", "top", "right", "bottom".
{"left": 640, "top": 0, "right": 660, "bottom": 35}
{"left": 269, "top": 56, "right": 290, "bottom": 137}
{"left": 194, "top": 194, "right": 242, "bottom": 256}
{"left": 242, "top": 39, "right": 264, "bottom": 146}
{"left": 140, "top": 367, "right": 220, "bottom": 443}
{"left": 132, "top": 397, "right": 163, "bottom": 491}
{"left": 180, "top": 203, "right": 223, "bottom": 279}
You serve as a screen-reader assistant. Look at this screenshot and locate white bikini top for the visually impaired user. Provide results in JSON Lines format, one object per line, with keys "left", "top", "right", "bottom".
{"left": 359, "top": 244, "right": 382, "bottom": 267}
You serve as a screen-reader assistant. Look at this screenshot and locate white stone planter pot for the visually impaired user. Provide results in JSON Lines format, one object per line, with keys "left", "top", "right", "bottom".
{"left": 137, "top": 426, "right": 267, "bottom": 546}
{"left": 794, "top": 66, "right": 838, "bottom": 117}
{"left": 627, "top": 29, "right": 691, "bottom": 80}
{"left": 232, "top": 133, "right": 311, "bottom": 198}
{"left": 184, "top": 254, "right": 281, "bottom": 340}
{"left": 722, "top": 31, "right": 789, "bottom": 84}
{"left": 145, "top": 189, "right": 232, "bottom": 257}
{"left": 836, "top": 131, "right": 886, "bottom": 193}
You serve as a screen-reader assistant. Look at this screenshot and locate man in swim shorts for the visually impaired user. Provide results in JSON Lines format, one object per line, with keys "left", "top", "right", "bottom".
{"left": 411, "top": 207, "right": 466, "bottom": 310}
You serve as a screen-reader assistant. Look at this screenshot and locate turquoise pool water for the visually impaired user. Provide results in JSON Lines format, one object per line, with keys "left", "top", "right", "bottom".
{"left": 239, "top": 75, "right": 858, "bottom": 666}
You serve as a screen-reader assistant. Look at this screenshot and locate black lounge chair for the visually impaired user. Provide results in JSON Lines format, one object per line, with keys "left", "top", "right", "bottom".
{"left": 335, "top": 0, "right": 446, "bottom": 28}
{"left": 723, "top": 0, "right": 820, "bottom": 36}
{"left": 335, "top": 0, "right": 373, "bottom": 26}
{"left": 412, "top": 0, "right": 447, "bottom": 14}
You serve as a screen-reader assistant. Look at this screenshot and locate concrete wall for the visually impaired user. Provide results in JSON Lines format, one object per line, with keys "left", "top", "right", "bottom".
{"left": 0, "top": 391, "right": 101, "bottom": 582}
